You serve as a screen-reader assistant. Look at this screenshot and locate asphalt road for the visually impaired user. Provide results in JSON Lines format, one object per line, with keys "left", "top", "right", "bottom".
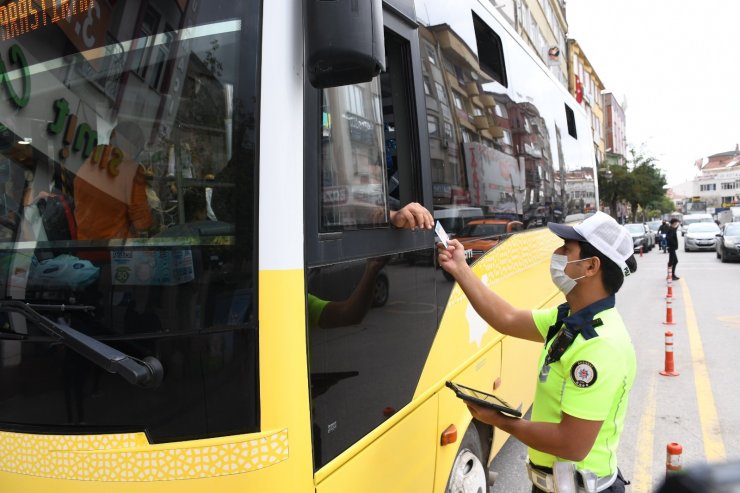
{"left": 490, "top": 234, "right": 740, "bottom": 493}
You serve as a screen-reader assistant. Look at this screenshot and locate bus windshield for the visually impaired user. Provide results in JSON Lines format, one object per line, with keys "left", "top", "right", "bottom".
{"left": 0, "top": 1, "right": 261, "bottom": 443}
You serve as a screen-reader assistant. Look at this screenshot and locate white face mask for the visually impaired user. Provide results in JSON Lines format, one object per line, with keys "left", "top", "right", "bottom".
{"left": 550, "top": 254, "right": 588, "bottom": 295}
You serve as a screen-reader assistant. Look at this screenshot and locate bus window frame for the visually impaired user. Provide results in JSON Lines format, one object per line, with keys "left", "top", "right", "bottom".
{"left": 303, "top": 11, "right": 434, "bottom": 267}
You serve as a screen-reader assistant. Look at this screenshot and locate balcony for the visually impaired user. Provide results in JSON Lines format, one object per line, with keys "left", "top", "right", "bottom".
{"left": 431, "top": 27, "right": 491, "bottom": 83}
{"left": 522, "top": 142, "right": 542, "bottom": 158}
{"left": 478, "top": 93, "right": 496, "bottom": 107}
{"left": 473, "top": 115, "right": 490, "bottom": 130}
{"left": 489, "top": 125, "right": 504, "bottom": 139}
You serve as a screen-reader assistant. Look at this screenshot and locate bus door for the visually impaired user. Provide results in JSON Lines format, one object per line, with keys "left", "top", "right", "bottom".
{"left": 304, "top": 8, "right": 441, "bottom": 490}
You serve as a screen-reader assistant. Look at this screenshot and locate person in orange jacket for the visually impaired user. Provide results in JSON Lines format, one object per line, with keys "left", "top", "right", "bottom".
{"left": 74, "top": 122, "right": 153, "bottom": 240}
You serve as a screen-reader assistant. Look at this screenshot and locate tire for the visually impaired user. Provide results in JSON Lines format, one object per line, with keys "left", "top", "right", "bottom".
{"left": 371, "top": 274, "right": 389, "bottom": 307}
{"left": 445, "top": 424, "right": 490, "bottom": 493}
{"left": 717, "top": 250, "right": 721, "bottom": 259}
{"left": 721, "top": 249, "right": 727, "bottom": 263}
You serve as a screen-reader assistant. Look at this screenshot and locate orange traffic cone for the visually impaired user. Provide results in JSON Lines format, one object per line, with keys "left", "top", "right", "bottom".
{"left": 660, "top": 331, "right": 679, "bottom": 376}
{"left": 663, "top": 297, "right": 676, "bottom": 325}
{"left": 666, "top": 442, "right": 683, "bottom": 473}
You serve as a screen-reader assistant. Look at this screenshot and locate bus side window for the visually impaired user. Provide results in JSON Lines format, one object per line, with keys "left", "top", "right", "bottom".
{"left": 317, "top": 30, "right": 422, "bottom": 235}
{"left": 380, "top": 30, "right": 423, "bottom": 211}
{"left": 320, "top": 80, "right": 390, "bottom": 232}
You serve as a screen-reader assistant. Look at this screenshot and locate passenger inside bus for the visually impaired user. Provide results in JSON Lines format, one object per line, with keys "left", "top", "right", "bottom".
{"left": 74, "top": 122, "right": 154, "bottom": 240}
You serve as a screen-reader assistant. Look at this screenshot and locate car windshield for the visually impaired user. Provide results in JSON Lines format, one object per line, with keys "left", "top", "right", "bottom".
{"left": 687, "top": 223, "right": 720, "bottom": 233}
{"left": 724, "top": 224, "right": 740, "bottom": 236}
{"left": 648, "top": 222, "right": 661, "bottom": 231}
{"left": 458, "top": 223, "right": 507, "bottom": 237}
{"left": 625, "top": 224, "right": 645, "bottom": 234}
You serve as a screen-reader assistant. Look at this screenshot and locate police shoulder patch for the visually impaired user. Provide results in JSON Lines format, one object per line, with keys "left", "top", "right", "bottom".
{"left": 570, "top": 360, "right": 597, "bottom": 388}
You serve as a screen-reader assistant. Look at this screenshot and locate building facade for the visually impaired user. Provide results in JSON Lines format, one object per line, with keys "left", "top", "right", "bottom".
{"left": 690, "top": 148, "right": 740, "bottom": 209}
{"left": 417, "top": 21, "right": 595, "bottom": 222}
{"left": 603, "top": 92, "right": 627, "bottom": 166}
{"left": 566, "top": 39, "right": 606, "bottom": 168}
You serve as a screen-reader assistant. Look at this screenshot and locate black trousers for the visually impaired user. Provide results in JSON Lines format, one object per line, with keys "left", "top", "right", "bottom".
{"left": 667, "top": 249, "right": 678, "bottom": 275}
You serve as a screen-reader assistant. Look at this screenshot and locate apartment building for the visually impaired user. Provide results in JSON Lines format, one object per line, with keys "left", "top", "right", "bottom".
{"left": 566, "top": 39, "right": 606, "bottom": 167}
{"left": 690, "top": 148, "right": 740, "bottom": 208}
{"left": 603, "top": 92, "right": 627, "bottom": 166}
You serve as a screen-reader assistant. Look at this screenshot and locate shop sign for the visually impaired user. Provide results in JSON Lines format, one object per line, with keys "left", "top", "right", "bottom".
{"left": 0, "top": 44, "right": 30, "bottom": 109}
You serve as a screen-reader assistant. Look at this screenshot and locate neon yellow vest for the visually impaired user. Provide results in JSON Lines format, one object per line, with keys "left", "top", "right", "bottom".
{"left": 529, "top": 305, "right": 636, "bottom": 477}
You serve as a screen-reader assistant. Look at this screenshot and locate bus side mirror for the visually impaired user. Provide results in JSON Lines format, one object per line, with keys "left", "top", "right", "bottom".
{"left": 305, "top": 0, "right": 386, "bottom": 88}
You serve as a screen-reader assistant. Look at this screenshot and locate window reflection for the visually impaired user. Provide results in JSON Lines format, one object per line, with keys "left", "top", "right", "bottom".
{"left": 320, "top": 79, "right": 389, "bottom": 231}
{"left": 0, "top": 0, "right": 261, "bottom": 441}
{"left": 420, "top": 23, "right": 597, "bottom": 229}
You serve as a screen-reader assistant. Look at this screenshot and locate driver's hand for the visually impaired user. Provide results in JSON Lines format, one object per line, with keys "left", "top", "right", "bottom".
{"left": 389, "top": 202, "right": 433, "bottom": 230}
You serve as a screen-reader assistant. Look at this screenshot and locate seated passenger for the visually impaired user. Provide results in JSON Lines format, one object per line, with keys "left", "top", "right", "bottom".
{"left": 74, "top": 122, "right": 153, "bottom": 240}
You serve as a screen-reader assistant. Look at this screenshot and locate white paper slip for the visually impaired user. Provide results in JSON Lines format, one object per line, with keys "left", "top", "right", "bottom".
{"left": 435, "top": 221, "right": 449, "bottom": 249}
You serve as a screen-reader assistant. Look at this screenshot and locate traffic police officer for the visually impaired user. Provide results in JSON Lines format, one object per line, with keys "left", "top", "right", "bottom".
{"left": 438, "top": 211, "right": 637, "bottom": 492}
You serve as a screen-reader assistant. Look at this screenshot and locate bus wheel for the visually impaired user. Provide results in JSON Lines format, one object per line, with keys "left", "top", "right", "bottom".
{"left": 445, "top": 424, "right": 489, "bottom": 493}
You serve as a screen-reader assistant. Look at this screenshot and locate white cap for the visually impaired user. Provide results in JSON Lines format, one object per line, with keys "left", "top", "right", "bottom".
{"left": 548, "top": 211, "right": 635, "bottom": 277}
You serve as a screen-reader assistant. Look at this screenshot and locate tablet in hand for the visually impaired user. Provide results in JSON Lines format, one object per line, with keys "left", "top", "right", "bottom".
{"left": 446, "top": 381, "right": 522, "bottom": 418}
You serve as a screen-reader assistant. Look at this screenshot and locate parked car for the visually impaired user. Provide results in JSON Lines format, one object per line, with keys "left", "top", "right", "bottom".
{"left": 454, "top": 218, "right": 524, "bottom": 263}
{"left": 716, "top": 222, "right": 740, "bottom": 262}
{"left": 684, "top": 222, "right": 721, "bottom": 252}
{"left": 680, "top": 213, "right": 713, "bottom": 236}
{"left": 625, "top": 223, "right": 653, "bottom": 253}
{"left": 647, "top": 221, "right": 662, "bottom": 235}
{"left": 308, "top": 257, "right": 390, "bottom": 308}
{"left": 644, "top": 223, "right": 656, "bottom": 250}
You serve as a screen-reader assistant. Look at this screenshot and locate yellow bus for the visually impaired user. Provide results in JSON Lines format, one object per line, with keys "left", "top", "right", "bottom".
{"left": 0, "top": 1, "right": 597, "bottom": 491}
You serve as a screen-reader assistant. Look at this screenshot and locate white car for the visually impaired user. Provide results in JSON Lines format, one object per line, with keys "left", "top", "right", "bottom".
{"left": 684, "top": 222, "right": 721, "bottom": 252}
{"left": 680, "top": 213, "right": 713, "bottom": 236}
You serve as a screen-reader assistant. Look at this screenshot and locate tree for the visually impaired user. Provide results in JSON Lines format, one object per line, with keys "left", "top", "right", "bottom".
{"left": 598, "top": 162, "right": 632, "bottom": 220}
{"left": 598, "top": 146, "right": 667, "bottom": 221}
{"left": 626, "top": 148, "right": 666, "bottom": 222}
{"left": 644, "top": 195, "right": 675, "bottom": 219}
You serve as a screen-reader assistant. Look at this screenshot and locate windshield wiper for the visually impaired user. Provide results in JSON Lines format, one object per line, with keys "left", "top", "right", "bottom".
{"left": 0, "top": 300, "right": 163, "bottom": 389}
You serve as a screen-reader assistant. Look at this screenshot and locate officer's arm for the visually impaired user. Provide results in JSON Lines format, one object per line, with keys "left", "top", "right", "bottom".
{"left": 466, "top": 406, "right": 602, "bottom": 461}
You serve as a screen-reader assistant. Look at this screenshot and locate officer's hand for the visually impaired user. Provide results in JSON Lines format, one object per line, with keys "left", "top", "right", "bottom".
{"left": 465, "top": 402, "right": 509, "bottom": 428}
{"left": 389, "top": 202, "right": 433, "bottom": 230}
{"left": 437, "top": 239, "right": 468, "bottom": 279}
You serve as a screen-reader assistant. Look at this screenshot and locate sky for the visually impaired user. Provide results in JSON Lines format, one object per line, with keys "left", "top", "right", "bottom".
{"left": 566, "top": 0, "right": 740, "bottom": 186}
